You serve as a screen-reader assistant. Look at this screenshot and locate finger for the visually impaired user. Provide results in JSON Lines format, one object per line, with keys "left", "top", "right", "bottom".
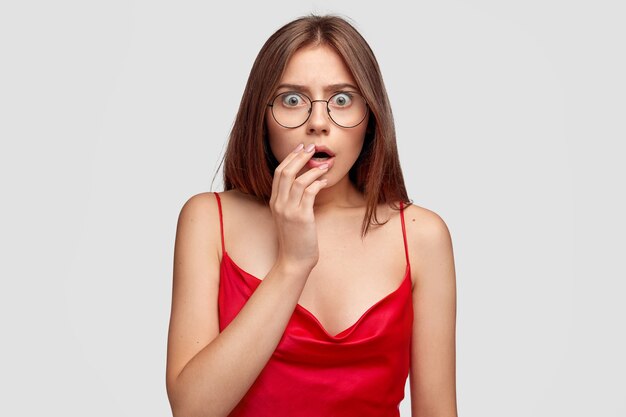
{"left": 289, "top": 163, "right": 329, "bottom": 206}
{"left": 271, "top": 143, "right": 304, "bottom": 207}
{"left": 299, "top": 179, "right": 329, "bottom": 213}
{"left": 276, "top": 143, "right": 318, "bottom": 208}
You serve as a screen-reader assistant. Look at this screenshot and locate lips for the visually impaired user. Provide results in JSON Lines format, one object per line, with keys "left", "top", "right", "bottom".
{"left": 306, "top": 155, "right": 335, "bottom": 170}
{"left": 313, "top": 145, "right": 335, "bottom": 157}
{"left": 303, "top": 144, "right": 335, "bottom": 170}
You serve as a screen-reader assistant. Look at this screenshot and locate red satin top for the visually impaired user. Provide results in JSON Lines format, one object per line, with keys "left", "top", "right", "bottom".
{"left": 214, "top": 192, "right": 413, "bottom": 416}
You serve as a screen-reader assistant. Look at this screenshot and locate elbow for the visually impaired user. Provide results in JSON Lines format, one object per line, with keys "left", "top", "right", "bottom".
{"left": 167, "top": 379, "right": 196, "bottom": 417}
{"left": 166, "top": 382, "right": 186, "bottom": 417}
{"left": 167, "top": 385, "right": 223, "bottom": 417}
{"left": 169, "top": 400, "right": 209, "bottom": 417}
{"left": 172, "top": 407, "right": 224, "bottom": 417}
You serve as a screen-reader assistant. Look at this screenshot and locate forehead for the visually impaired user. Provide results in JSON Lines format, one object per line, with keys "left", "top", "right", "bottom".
{"left": 278, "top": 44, "right": 358, "bottom": 92}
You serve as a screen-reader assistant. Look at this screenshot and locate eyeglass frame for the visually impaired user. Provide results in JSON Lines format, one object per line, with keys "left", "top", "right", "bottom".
{"left": 266, "top": 90, "right": 370, "bottom": 129}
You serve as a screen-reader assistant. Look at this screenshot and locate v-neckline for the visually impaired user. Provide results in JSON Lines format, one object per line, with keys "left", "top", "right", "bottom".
{"left": 221, "top": 250, "right": 411, "bottom": 340}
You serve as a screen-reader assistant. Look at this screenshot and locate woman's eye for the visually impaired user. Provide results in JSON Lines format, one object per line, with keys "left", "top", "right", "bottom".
{"left": 281, "top": 93, "right": 304, "bottom": 107}
{"left": 331, "top": 92, "right": 353, "bottom": 107}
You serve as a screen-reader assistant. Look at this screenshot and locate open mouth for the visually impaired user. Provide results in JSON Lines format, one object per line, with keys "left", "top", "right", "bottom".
{"left": 311, "top": 151, "right": 333, "bottom": 162}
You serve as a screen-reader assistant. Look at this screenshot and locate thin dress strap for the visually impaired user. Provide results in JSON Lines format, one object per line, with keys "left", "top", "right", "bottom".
{"left": 399, "top": 201, "right": 411, "bottom": 269}
{"left": 214, "top": 192, "right": 225, "bottom": 255}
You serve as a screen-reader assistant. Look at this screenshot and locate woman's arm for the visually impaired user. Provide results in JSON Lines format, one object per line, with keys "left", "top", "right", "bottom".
{"left": 165, "top": 193, "right": 312, "bottom": 417}
{"left": 406, "top": 206, "right": 459, "bottom": 417}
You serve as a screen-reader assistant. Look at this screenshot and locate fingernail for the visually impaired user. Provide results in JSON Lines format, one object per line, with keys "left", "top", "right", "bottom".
{"left": 293, "top": 143, "right": 304, "bottom": 153}
{"left": 305, "top": 143, "right": 315, "bottom": 153}
{"left": 318, "top": 163, "right": 329, "bottom": 170}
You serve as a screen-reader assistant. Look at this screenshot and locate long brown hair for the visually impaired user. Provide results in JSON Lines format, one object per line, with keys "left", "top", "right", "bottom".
{"left": 212, "top": 13, "right": 413, "bottom": 238}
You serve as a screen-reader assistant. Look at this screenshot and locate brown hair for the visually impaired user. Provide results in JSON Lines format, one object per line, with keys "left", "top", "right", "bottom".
{"left": 212, "top": 13, "right": 413, "bottom": 238}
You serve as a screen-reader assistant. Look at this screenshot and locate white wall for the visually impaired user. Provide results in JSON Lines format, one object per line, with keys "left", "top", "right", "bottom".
{"left": 1, "top": 0, "right": 624, "bottom": 415}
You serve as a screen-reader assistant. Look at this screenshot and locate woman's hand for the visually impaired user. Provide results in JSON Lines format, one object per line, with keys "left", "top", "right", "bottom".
{"left": 270, "top": 143, "right": 330, "bottom": 270}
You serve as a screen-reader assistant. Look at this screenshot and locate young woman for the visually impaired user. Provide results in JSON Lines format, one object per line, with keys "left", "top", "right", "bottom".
{"left": 166, "top": 14, "right": 458, "bottom": 417}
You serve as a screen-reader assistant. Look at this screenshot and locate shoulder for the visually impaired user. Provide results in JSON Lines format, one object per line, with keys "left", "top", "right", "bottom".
{"left": 401, "top": 203, "right": 452, "bottom": 248}
{"left": 176, "top": 190, "right": 255, "bottom": 254}
{"left": 175, "top": 192, "right": 222, "bottom": 260}
{"left": 179, "top": 191, "right": 216, "bottom": 213}
{"left": 178, "top": 190, "right": 245, "bottom": 220}
{"left": 401, "top": 203, "right": 455, "bottom": 284}
{"left": 177, "top": 192, "right": 224, "bottom": 232}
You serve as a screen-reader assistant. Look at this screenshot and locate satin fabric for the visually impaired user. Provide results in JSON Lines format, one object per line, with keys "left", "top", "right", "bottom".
{"left": 214, "top": 192, "right": 413, "bottom": 417}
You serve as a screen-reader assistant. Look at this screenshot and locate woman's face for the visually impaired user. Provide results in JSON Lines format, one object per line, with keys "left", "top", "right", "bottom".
{"left": 265, "top": 44, "right": 368, "bottom": 186}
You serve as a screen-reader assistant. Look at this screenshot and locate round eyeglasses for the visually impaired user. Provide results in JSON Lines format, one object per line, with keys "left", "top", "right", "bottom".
{"left": 267, "top": 91, "right": 369, "bottom": 129}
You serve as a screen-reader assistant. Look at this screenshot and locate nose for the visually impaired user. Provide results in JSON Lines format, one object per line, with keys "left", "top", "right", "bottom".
{"left": 306, "top": 100, "right": 330, "bottom": 134}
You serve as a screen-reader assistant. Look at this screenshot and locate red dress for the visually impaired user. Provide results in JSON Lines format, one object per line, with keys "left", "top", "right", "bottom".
{"left": 214, "top": 192, "right": 413, "bottom": 416}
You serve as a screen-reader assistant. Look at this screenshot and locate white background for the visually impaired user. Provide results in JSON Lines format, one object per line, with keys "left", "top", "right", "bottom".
{"left": 1, "top": 0, "right": 624, "bottom": 416}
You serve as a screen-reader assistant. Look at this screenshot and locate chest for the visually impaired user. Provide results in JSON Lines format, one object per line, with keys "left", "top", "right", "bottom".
{"left": 224, "top": 209, "right": 410, "bottom": 337}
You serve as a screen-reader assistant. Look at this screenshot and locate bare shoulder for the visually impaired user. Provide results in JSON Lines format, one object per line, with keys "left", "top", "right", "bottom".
{"left": 204, "top": 189, "right": 260, "bottom": 210}
{"left": 174, "top": 192, "right": 224, "bottom": 264}
{"left": 180, "top": 191, "right": 217, "bottom": 213}
{"left": 401, "top": 203, "right": 455, "bottom": 283}
{"left": 177, "top": 190, "right": 258, "bottom": 254}
{"left": 402, "top": 203, "right": 452, "bottom": 245}
{"left": 178, "top": 190, "right": 246, "bottom": 224}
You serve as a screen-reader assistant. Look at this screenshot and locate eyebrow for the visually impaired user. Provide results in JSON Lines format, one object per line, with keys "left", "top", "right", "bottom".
{"left": 276, "top": 83, "right": 360, "bottom": 92}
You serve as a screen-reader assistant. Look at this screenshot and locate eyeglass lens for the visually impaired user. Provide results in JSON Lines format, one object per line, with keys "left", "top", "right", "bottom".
{"left": 271, "top": 92, "right": 368, "bottom": 128}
